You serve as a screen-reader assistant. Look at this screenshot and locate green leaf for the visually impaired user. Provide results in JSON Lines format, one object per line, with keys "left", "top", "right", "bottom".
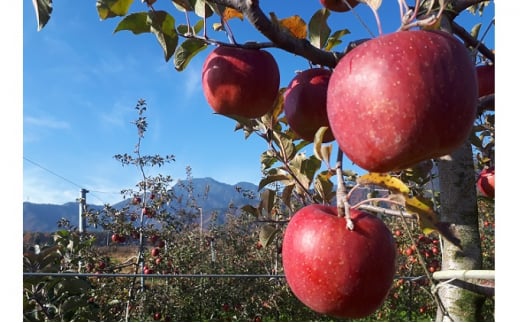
{"left": 114, "top": 12, "right": 150, "bottom": 35}
{"left": 32, "top": 0, "right": 53, "bottom": 31}
{"left": 308, "top": 8, "right": 331, "bottom": 49}
{"left": 260, "top": 150, "right": 278, "bottom": 171}
{"left": 177, "top": 19, "right": 204, "bottom": 36}
{"left": 288, "top": 154, "right": 321, "bottom": 192}
{"left": 96, "top": 0, "right": 134, "bottom": 20}
{"left": 325, "top": 29, "right": 350, "bottom": 52}
{"left": 470, "top": 23, "right": 482, "bottom": 39}
{"left": 272, "top": 131, "right": 296, "bottom": 161}
{"left": 147, "top": 10, "right": 179, "bottom": 62}
{"left": 174, "top": 38, "right": 207, "bottom": 71}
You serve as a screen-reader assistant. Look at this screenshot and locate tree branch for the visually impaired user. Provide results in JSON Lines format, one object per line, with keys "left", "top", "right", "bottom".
{"left": 213, "top": 0, "right": 494, "bottom": 68}
{"left": 451, "top": 0, "right": 490, "bottom": 13}
{"left": 452, "top": 21, "right": 495, "bottom": 63}
{"left": 212, "top": 0, "right": 341, "bottom": 67}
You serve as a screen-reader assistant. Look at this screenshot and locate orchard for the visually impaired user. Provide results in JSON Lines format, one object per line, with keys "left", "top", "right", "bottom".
{"left": 24, "top": 0, "right": 495, "bottom": 321}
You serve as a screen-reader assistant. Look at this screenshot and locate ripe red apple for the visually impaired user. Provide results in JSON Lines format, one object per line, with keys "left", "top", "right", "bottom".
{"left": 132, "top": 195, "right": 142, "bottom": 205}
{"left": 477, "top": 166, "right": 495, "bottom": 198}
{"left": 143, "top": 207, "right": 155, "bottom": 218}
{"left": 327, "top": 30, "right": 478, "bottom": 172}
{"left": 202, "top": 45, "right": 280, "bottom": 118}
{"left": 282, "top": 204, "right": 396, "bottom": 318}
{"left": 157, "top": 240, "right": 166, "bottom": 248}
{"left": 151, "top": 247, "right": 160, "bottom": 257}
{"left": 283, "top": 68, "right": 335, "bottom": 143}
{"left": 476, "top": 64, "right": 494, "bottom": 97}
{"left": 111, "top": 233, "right": 120, "bottom": 243}
{"left": 319, "top": 0, "right": 359, "bottom": 12}
{"left": 149, "top": 234, "right": 159, "bottom": 245}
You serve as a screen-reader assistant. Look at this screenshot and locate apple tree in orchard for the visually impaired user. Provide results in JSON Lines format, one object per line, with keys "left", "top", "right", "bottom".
{"left": 32, "top": 0, "right": 495, "bottom": 321}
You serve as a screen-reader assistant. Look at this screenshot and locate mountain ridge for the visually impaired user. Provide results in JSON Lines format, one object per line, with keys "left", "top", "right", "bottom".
{"left": 23, "top": 177, "right": 260, "bottom": 232}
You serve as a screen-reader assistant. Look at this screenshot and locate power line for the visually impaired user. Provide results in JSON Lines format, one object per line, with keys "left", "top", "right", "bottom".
{"left": 23, "top": 156, "right": 112, "bottom": 205}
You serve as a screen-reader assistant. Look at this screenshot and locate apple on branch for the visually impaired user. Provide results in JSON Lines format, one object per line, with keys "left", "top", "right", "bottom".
{"left": 327, "top": 30, "right": 478, "bottom": 172}
{"left": 282, "top": 204, "right": 396, "bottom": 319}
{"left": 201, "top": 45, "right": 280, "bottom": 119}
{"left": 476, "top": 64, "right": 495, "bottom": 97}
{"left": 283, "top": 68, "right": 335, "bottom": 143}
{"left": 477, "top": 166, "right": 495, "bottom": 198}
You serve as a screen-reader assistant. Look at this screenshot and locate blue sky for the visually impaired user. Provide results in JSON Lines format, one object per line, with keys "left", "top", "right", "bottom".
{"left": 19, "top": 0, "right": 496, "bottom": 206}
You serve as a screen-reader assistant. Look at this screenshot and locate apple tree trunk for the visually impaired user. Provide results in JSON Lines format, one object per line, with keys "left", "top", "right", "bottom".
{"left": 435, "top": 141, "right": 485, "bottom": 321}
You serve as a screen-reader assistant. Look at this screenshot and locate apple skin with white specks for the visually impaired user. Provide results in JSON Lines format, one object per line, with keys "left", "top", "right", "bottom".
{"left": 281, "top": 204, "right": 396, "bottom": 319}
{"left": 327, "top": 30, "right": 478, "bottom": 172}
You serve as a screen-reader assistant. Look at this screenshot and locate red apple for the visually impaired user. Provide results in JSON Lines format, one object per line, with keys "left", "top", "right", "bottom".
{"left": 327, "top": 30, "right": 478, "bottom": 172}
{"left": 143, "top": 207, "right": 155, "bottom": 218}
{"left": 157, "top": 240, "right": 166, "bottom": 248}
{"left": 282, "top": 204, "right": 396, "bottom": 318}
{"left": 132, "top": 195, "right": 142, "bottom": 205}
{"left": 151, "top": 247, "right": 160, "bottom": 257}
{"left": 201, "top": 45, "right": 280, "bottom": 118}
{"left": 111, "top": 233, "right": 120, "bottom": 243}
{"left": 476, "top": 64, "right": 494, "bottom": 97}
{"left": 319, "top": 0, "right": 359, "bottom": 12}
{"left": 283, "top": 68, "right": 335, "bottom": 143}
{"left": 149, "top": 234, "right": 159, "bottom": 245}
{"left": 477, "top": 166, "right": 495, "bottom": 198}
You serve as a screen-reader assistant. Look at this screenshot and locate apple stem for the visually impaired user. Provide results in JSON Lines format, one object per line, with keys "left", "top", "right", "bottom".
{"left": 399, "top": 0, "right": 447, "bottom": 31}
{"left": 344, "top": 202, "right": 355, "bottom": 231}
{"left": 366, "top": 3, "right": 384, "bottom": 36}
{"left": 335, "top": 149, "right": 355, "bottom": 230}
{"left": 342, "top": 0, "right": 377, "bottom": 38}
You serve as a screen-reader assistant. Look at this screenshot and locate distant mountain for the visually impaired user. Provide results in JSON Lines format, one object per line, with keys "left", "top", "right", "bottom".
{"left": 23, "top": 178, "right": 260, "bottom": 233}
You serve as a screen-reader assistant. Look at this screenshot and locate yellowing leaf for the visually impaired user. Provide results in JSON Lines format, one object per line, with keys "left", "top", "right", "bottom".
{"left": 276, "top": 15, "right": 307, "bottom": 39}
{"left": 404, "top": 196, "right": 461, "bottom": 248}
{"left": 356, "top": 173, "right": 410, "bottom": 195}
{"left": 405, "top": 196, "right": 438, "bottom": 233}
{"left": 96, "top": 0, "right": 133, "bottom": 20}
{"left": 360, "top": 0, "right": 382, "bottom": 10}
{"left": 222, "top": 7, "right": 243, "bottom": 21}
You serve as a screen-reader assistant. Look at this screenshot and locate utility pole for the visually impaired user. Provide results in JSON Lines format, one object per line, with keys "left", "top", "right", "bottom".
{"left": 78, "top": 188, "right": 89, "bottom": 233}
{"left": 77, "top": 188, "right": 89, "bottom": 273}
